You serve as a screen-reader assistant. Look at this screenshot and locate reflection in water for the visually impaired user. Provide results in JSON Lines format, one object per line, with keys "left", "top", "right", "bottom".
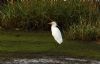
{"left": 0, "top": 57, "right": 100, "bottom": 64}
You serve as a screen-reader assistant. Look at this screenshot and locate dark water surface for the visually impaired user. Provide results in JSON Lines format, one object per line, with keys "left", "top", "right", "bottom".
{"left": 0, "top": 57, "right": 100, "bottom": 64}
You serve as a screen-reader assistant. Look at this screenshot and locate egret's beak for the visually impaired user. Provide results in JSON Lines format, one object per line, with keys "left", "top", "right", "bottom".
{"left": 48, "top": 22, "right": 52, "bottom": 25}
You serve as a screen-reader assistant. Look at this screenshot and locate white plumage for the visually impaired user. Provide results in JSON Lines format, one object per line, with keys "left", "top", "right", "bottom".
{"left": 48, "top": 21, "right": 63, "bottom": 44}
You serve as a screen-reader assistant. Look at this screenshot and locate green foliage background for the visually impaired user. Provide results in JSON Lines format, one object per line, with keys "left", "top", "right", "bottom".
{"left": 0, "top": 0, "right": 100, "bottom": 40}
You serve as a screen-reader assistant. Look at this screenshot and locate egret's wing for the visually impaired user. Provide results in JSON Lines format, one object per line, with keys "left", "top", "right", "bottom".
{"left": 52, "top": 27, "right": 63, "bottom": 44}
{"left": 57, "top": 25, "right": 64, "bottom": 37}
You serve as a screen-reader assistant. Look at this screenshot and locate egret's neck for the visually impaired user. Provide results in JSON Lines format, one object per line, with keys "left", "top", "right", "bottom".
{"left": 51, "top": 24, "right": 57, "bottom": 27}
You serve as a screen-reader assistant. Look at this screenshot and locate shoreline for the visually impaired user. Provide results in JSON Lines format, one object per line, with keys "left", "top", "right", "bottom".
{"left": 0, "top": 52, "right": 99, "bottom": 61}
{"left": 0, "top": 55, "right": 100, "bottom": 64}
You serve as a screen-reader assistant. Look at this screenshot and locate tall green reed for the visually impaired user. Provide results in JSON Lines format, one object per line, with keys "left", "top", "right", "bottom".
{"left": 0, "top": 0, "right": 99, "bottom": 40}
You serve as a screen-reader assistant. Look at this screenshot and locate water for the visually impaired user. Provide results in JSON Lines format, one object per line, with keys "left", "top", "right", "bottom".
{"left": 0, "top": 57, "right": 100, "bottom": 64}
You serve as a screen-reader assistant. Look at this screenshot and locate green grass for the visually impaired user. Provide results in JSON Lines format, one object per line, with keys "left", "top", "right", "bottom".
{"left": 0, "top": 0, "right": 100, "bottom": 40}
{"left": 0, "top": 31, "right": 99, "bottom": 60}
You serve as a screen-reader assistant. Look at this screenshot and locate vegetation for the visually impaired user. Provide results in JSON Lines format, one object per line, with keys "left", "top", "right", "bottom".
{"left": 0, "top": 32, "right": 99, "bottom": 60}
{"left": 0, "top": 0, "right": 99, "bottom": 60}
{"left": 0, "top": 0, "right": 100, "bottom": 40}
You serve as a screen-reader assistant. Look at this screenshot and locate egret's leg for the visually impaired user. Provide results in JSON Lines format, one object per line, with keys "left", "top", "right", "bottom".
{"left": 55, "top": 43, "right": 59, "bottom": 48}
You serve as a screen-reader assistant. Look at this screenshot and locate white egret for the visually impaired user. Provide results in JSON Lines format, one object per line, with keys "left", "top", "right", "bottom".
{"left": 48, "top": 21, "right": 63, "bottom": 44}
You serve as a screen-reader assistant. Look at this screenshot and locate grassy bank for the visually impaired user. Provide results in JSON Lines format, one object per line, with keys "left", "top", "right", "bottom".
{"left": 0, "top": 32, "right": 99, "bottom": 60}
